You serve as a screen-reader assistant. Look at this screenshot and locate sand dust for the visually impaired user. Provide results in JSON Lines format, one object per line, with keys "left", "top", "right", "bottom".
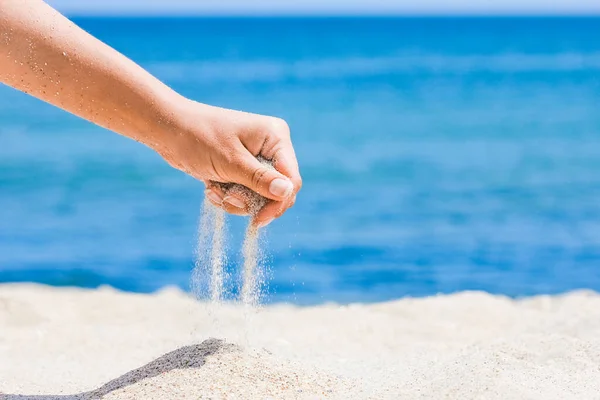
{"left": 194, "top": 157, "right": 274, "bottom": 306}
{"left": 241, "top": 224, "right": 261, "bottom": 306}
{"left": 192, "top": 201, "right": 227, "bottom": 303}
{"left": 209, "top": 207, "right": 226, "bottom": 302}
{"left": 2, "top": 284, "right": 600, "bottom": 399}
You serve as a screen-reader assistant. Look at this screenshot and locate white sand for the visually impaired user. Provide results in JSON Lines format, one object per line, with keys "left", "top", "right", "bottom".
{"left": 1, "top": 284, "right": 600, "bottom": 399}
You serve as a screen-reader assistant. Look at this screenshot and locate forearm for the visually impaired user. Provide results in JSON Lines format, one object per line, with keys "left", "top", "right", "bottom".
{"left": 0, "top": 0, "right": 180, "bottom": 146}
{"left": 0, "top": 1, "right": 301, "bottom": 223}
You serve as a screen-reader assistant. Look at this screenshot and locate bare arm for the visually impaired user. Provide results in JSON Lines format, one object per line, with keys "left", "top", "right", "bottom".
{"left": 0, "top": 0, "right": 301, "bottom": 226}
{"left": 0, "top": 0, "right": 177, "bottom": 145}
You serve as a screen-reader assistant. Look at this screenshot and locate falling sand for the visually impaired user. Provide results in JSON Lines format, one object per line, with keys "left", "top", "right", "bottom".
{"left": 192, "top": 201, "right": 227, "bottom": 304}
{"left": 241, "top": 224, "right": 260, "bottom": 305}
{"left": 193, "top": 158, "right": 273, "bottom": 306}
{"left": 209, "top": 206, "right": 226, "bottom": 302}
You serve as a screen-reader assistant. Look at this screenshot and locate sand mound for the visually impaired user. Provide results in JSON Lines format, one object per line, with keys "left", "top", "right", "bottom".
{"left": 93, "top": 339, "right": 233, "bottom": 400}
{"left": 2, "top": 338, "right": 355, "bottom": 400}
{"left": 102, "top": 340, "right": 355, "bottom": 400}
{"left": 2, "top": 285, "right": 600, "bottom": 399}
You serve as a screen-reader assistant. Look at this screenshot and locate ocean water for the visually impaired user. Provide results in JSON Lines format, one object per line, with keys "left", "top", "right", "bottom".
{"left": 1, "top": 17, "right": 600, "bottom": 304}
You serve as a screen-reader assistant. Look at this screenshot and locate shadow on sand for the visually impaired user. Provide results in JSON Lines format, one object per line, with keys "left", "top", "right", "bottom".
{"left": 3, "top": 338, "right": 231, "bottom": 400}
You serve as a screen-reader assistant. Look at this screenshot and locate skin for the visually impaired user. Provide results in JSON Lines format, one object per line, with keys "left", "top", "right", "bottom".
{"left": 0, "top": 0, "right": 301, "bottom": 227}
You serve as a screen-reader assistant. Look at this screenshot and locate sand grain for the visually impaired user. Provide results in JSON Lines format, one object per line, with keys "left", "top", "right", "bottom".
{"left": 2, "top": 285, "right": 600, "bottom": 399}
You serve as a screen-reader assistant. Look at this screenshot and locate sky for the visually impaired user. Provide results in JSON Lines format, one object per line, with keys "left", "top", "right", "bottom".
{"left": 47, "top": 0, "right": 600, "bottom": 16}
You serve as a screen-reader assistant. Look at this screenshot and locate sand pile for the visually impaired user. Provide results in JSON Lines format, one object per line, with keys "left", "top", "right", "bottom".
{"left": 2, "top": 284, "right": 600, "bottom": 399}
{"left": 101, "top": 340, "right": 354, "bottom": 400}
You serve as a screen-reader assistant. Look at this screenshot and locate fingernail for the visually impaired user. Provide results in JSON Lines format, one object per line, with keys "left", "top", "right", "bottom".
{"left": 257, "top": 218, "right": 274, "bottom": 228}
{"left": 223, "top": 196, "right": 246, "bottom": 209}
{"left": 205, "top": 190, "right": 223, "bottom": 205}
{"left": 269, "top": 178, "right": 293, "bottom": 197}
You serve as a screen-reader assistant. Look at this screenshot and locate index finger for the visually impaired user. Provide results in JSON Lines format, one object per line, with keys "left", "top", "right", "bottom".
{"left": 251, "top": 142, "right": 301, "bottom": 227}
{"left": 273, "top": 139, "right": 302, "bottom": 195}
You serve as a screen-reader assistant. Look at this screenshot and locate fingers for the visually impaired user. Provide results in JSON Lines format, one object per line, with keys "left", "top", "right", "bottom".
{"left": 252, "top": 195, "right": 296, "bottom": 228}
{"left": 273, "top": 143, "right": 302, "bottom": 197}
{"left": 220, "top": 147, "right": 299, "bottom": 227}
{"left": 248, "top": 131, "right": 301, "bottom": 227}
{"left": 229, "top": 150, "right": 295, "bottom": 202}
{"left": 202, "top": 115, "right": 302, "bottom": 225}
{"left": 205, "top": 195, "right": 249, "bottom": 216}
{"left": 205, "top": 183, "right": 295, "bottom": 226}
{"left": 204, "top": 185, "right": 224, "bottom": 205}
{"left": 254, "top": 117, "right": 302, "bottom": 198}
{"left": 204, "top": 185, "right": 250, "bottom": 216}
{"left": 221, "top": 201, "right": 250, "bottom": 216}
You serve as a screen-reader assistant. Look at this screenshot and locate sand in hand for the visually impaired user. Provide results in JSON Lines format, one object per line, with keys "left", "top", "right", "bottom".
{"left": 2, "top": 284, "right": 600, "bottom": 399}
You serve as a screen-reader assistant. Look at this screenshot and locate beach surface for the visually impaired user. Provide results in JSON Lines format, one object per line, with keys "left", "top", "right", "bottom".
{"left": 1, "top": 284, "right": 600, "bottom": 399}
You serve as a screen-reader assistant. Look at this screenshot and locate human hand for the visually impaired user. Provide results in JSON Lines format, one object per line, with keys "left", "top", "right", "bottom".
{"left": 152, "top": 99, "right": 302, "bottom": 227}
{"left": 0, "top": 0, "right": 299, "bottom": 228}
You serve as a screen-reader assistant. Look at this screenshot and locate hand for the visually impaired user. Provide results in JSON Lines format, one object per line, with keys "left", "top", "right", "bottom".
{"left": 152, "top": 99, "right": 302, "bottom": 227}
{"left": 0, "top": 0, "right": 300, "bottom": 228}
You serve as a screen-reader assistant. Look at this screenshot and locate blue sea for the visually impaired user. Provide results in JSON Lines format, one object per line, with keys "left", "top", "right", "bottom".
{"left": 1, "top": 17, "right": 600, "bottom": 304}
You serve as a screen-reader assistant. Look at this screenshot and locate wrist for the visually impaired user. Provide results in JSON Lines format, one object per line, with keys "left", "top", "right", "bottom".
{"left": 134, "top": 89, "right": 191, "bottom": 151}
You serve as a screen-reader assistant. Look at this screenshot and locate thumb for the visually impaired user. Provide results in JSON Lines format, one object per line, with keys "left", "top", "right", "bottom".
{"left": 232, "top": 153, "right": 294, "bottom": 201}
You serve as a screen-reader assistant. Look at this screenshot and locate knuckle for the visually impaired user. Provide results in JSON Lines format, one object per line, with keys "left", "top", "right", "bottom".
{"left": 223, "top": 203, "right": 248, "bottom": 216}
{"left": 251, "top": 167, "right": 268, "bottom": 189}
{"left": 275, "top": 206, "right": 287, "bottom": 219}
{"left": 268, "top": 117, "right": 290, "bottom": 138}
{"left": 292, "top": 176, "right": 303, "bottom": 192}
{"left": 221, "top": 153, "right": 243, "bottom": 181}
{"left": 223, "top": 150, "right": 239, "bottom": 168}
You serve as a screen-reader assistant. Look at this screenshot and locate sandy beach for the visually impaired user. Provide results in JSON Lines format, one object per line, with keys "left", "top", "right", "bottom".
{"left": 1, "top": 284, "right": 600, "bottom": 399}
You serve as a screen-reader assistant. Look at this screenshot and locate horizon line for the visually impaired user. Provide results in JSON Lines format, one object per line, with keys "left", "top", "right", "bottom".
{"left": 62, "top": 12, "right": 600, "bottom": 18}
